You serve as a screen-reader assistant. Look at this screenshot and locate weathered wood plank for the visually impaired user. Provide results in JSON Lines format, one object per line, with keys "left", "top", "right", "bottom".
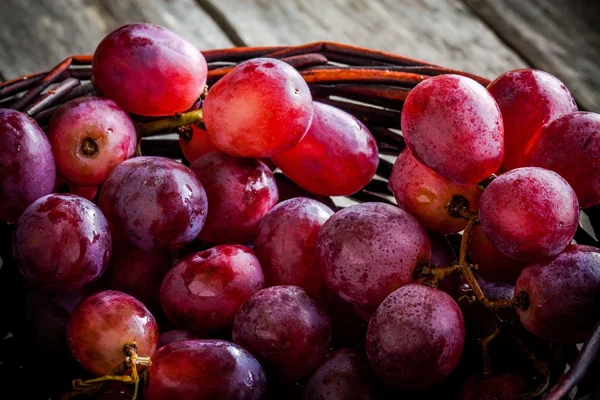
{"left": 0, "top": 0, "right": 233, "bottom": 79}
{"left": 200, "top": 0, "right": 528, "bottom": 79}
{"left": 463, "top": 0, "right": 600, "bottom": 111}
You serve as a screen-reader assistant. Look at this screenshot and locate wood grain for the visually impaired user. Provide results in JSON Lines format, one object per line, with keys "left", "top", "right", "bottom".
{"left": 0, "top": 0, "right": 232, "bottom": 79}
{"left": 463, "top": 0, "right": 600, "bottom": 111}
{"left": 201, "top": 0, "right": 528, "bottom": 79}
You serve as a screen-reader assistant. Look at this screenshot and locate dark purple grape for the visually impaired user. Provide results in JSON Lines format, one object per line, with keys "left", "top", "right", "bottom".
{"left": 0, "top": 109, "right": 56, "bottom": 223}
{"left": 157, "top": 330, "right": 200, "bottom": 348}
{"left": 144, "top": 340, "right": 267, "bottom": 400}
{"left": 232, "top": 286, "right": 331, "bottom": 383}
{"left": 366, "top": 284, "right": 465, "bottom": 391}
{"left": 458, "top": 372, "right": 528, "bottom": 400}
{"left": 13, "top": 194, "right": 111, "bottom": 292}
{"left": 429, "top": 233, "right": 460, "bottom": 295}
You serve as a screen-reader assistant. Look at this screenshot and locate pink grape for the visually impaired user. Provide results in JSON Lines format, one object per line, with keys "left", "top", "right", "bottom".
{"left": 523, "top": 112, "right": 600, "bottom": 208}
{"left": 272, "top": 102, "right": 379, "bottom": 196}
{"left": 160, "top": 245, "right": 265, "bottom": 334}
{"left": 99, "top": 156, "right": 207, "bottom": 251}
{"left": 0, "top": 109, "right": 56, "bottom": 223}
{"left": 366, "top": 284, "right": 465, "bottom": 391}
{"left": 316, "top": 202, "right": 431, "bottom": 307}
{"left": 179, "top": 126, "right": 221, "bottom": 163}
{"left": 479, "top": 167, "right": 579, "bottom": 261}
{"left": 487, "top": 69, "right": 577, "bottom": 170}
{"left": 67, "top": 290, "right": 158, "bottom": 375}
{"left": 388, "top": 149, "right": 481, "bottom": 234}
{"left": 515, "top": 245, "right": 600, "bottom": 343}
{"left": 254, "top": 197, "right": 334, "bottom": 299}
{"left": 144, "top": 340, "right": 267, "bottom": 400}
{"left": 458, "top": 372, "right": 528, "bottom": 400}
{"left": 203, "top": 58, "right": 313, "bottom": 157}
{"left": 401, "top": 74, "right": 504, "bottom": 184}
{"left": 232, "top": 286, "right": 331, "bottom": 383}
{"left": 93, "top": 23, "right": 207, "bottom": 116}
{"left": 190, "top": 152, "right": 278, "bottom": 244}
{"left": 157, "top": 330, "right": 200, "bottom": 349}
{"left": 47, "top": 97, "right": 137, "bottom": 186}
{"left": 13, "top": 194, "right": 111, "bottom": 292}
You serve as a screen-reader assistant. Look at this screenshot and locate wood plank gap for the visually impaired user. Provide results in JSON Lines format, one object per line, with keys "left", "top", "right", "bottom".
{"left": 195, "top": 0, "right": 247, "bottom": 47}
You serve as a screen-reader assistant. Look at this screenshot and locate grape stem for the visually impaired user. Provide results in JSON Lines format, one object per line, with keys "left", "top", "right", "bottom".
{"left": 479, "top": 325, "right": 500, "bottom": 376}
{"left": 137, "top": 108, "right": 205, "bottom": 137}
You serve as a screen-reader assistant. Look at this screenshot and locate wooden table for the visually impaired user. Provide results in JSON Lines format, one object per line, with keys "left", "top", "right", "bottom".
{"left": 0, "top": 0, "right": 598, "bottom": 111}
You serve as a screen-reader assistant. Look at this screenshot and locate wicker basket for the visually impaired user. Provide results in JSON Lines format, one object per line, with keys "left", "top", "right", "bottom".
{"left": 0, "top": 42, "right": 599, "bottom": 399}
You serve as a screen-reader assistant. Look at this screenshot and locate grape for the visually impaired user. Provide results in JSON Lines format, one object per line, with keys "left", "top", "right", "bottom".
{"left": 523, "top": 112, "right": 600, "bottom": 208}
{"left": 479, "top": 167, "right": 579, "bottom": 261}
{"left": 13, "top": 194, "right": 111, "bottom": 292}
{"left": 272, "top": 102, "right": 379, "bottom": 196}
{"left": 69, "top": 184, "right": 99, "bottom": 201}
{"left": 160, "top": 245, "right": 264, "bottom": 334}
{"left": 487, "top": 69, "right": 577, "bottom": 170}
{"left": 92, "top": 382, "right": 133, "bottom": 400}
{"left": 100, "top": 243, "right": 171, "bottom": 316}
{"left": 67, "top": 290, "right": 158, "bottom": 375}
{"left": 515, "top": 244, "right": 600, "bottom": 343}
{"left": 365, "top": 284, "right": 465, "bottom": 391}
{"left": 389, "top": 149, "right": 481, "bottom": 234}
{"left": 468, "top": 225, "right": 526, "bottom": 283}
{"left": 99, "top": 156, "right": 207, "bottom": 251}
{"left": 302, "top": 349, "right": 380, "bottom": 400}
{"left": 401, "top": 74, "right": 504, "bottom": 184}
{"left": 190, "top": 152, "right": 278, "bottom": 244}
{"left": 179, "top": 126, "right": 221, "bottom": 163}
{"left": 47, "top": 97, "right": 137, "bottom": 186}
{"left": 429, "top": 233, "right": 461, "bottom": 295}
{"left": 232, "top": 286, "right": 331, "bottom": 383}
{"left": 93, "top": 23, "right": 207, "bottom": 116}
{"left": 458, "top": 372, "right": 528, "bottom": 400}
{"left": 0, "top": 109, "right": 56, "bottom": 223}
{"left": 157, "top": 330, "right": 200, "bottom": 349}
{"left": 315, "top": 202, "right": 431, "bottom": 307}
{"left": 254, "top": 198, "right": 334, "bottom": 299}
{"left": 203, "top": 58, "right": 313, "bottom": 157}
{"left": 275, "top": 173, "right": 336, "bottom": 210}
{"left": 144, "top": 339, "right": 267, "bottom": 400}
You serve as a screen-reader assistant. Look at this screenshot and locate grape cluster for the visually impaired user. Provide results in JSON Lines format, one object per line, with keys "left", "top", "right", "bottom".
{"left": 2, "top": 22, "right": 600, "bottom": 399}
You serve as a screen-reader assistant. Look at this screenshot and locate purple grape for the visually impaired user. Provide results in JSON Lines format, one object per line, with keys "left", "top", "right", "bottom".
{"left": 429, "top": 232, "right": 460, "bottom": 295}
{"left": 458, "top": 372, "right": 528, "bottom": 400}
{"left": 0, "top": 109, "right": 56, "bottom": 223}
{"left": 13, "top": 194, "right": 112, "bottom": 292}
{"left": 232, "top": 286, "right": 331, "bottom": 383}
{"left": 157, "top": 330, "right": 200, "bottom": 348}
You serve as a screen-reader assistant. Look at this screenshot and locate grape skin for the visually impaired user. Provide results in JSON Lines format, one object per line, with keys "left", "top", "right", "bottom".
{"left": 479, "top": 167, "right": 579, "bottom": 261}
{"left": 401, "top": 74, "right": 504, "bottom": 185}
{"left": 316, "top": 202, "right": 431, "bottom": 307}
{"left": 516, "top": 245, "right": 600, "bottom": 343}
{"left": 272, "top": 102, "right": 379, "bottom": 196}
{"left": 0, "top": 109, "right": 56, "bottom": 223}
{"left": 92, "top": 23, "right": 207, "bottom": 116}
{"left": 203, "top": 58, "right": 313, "bottom": 157}
{"left": 365, "top": 284, "right": 465, "bottom": 391}
{"left": 13, "top": 194, "right": 112, "bottom": 292}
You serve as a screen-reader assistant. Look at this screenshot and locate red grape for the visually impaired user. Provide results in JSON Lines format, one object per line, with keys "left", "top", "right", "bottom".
{"left": 458, "top": 372, "right": 528, "bottom": 400}
{"left": 487, "top": 69, "right": 577, "bottom": 170}
{"left": 274, "top": 173, "right": 336, "bottom": 210}
{"left": 302, "top": 349, "right": 380, "bottom": 400}
{"left": 203, "top": 58, "right": 313, "bottom": 157}
{"left": 68, "top": 184, "right": 99, "bottom": 201}
{"left": 93, "top": 23, "right": 207, "bottom": 116}
{"left": 515, "top": 244, "right": 600, "bottom": 343}
{"left": 401, "top": 74, "right": 504, "bottom": 184}
{"left": 179, "top": 126, "right": 221, "bottom": 163}
{"left": 479, "top": 167, "right": 579, "bottom": 261}
{"left": 47, "top": 97, "right": 137, "bottom": 186}
{"left": 67, "top": 290, "right": 158, "bottom": 375}
{"left": 366, "top": 284, "right": 465, "bottom": 391}
{"left": 0, "top": 109, "right": 56, "bottom": 223}
{"left": 160, "top": 245, "right": 264, "bottom": 334}
{"left": 272, "top": 102, "right": 379, "bottom": 196}
{"left": 99, "top": 156, "right": 207, "bottom": 251}
{"left": 232, "top": 286, "right": 331, "bottom": 383}
{"left": 523, "top": 112, "right": 600, "bottom": 208}
{"left": 316, "top": 202, "right": 431, "bottom": 307}
{"left": 468, "top": 225, "right": 526, "bottom": 284}
{"left": 190, "top": 152, "right": 278, "bottom": 244}
{"left": 157, "top": 330, "right": 200, "bottom": 349}
{"left": 254, "top": 197, "right": 334, "bottom": 299}
{"left": 14, "top": 194, "right": 111, "bottom": 292}
{"left": 429, "top": 233, "right": 461, "bottom": 295}
{"left": 388, "top": 149, "right": 481, "bottom": 234}
{"left": 144, "top": 339, "right": 267, "bottom": 400}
